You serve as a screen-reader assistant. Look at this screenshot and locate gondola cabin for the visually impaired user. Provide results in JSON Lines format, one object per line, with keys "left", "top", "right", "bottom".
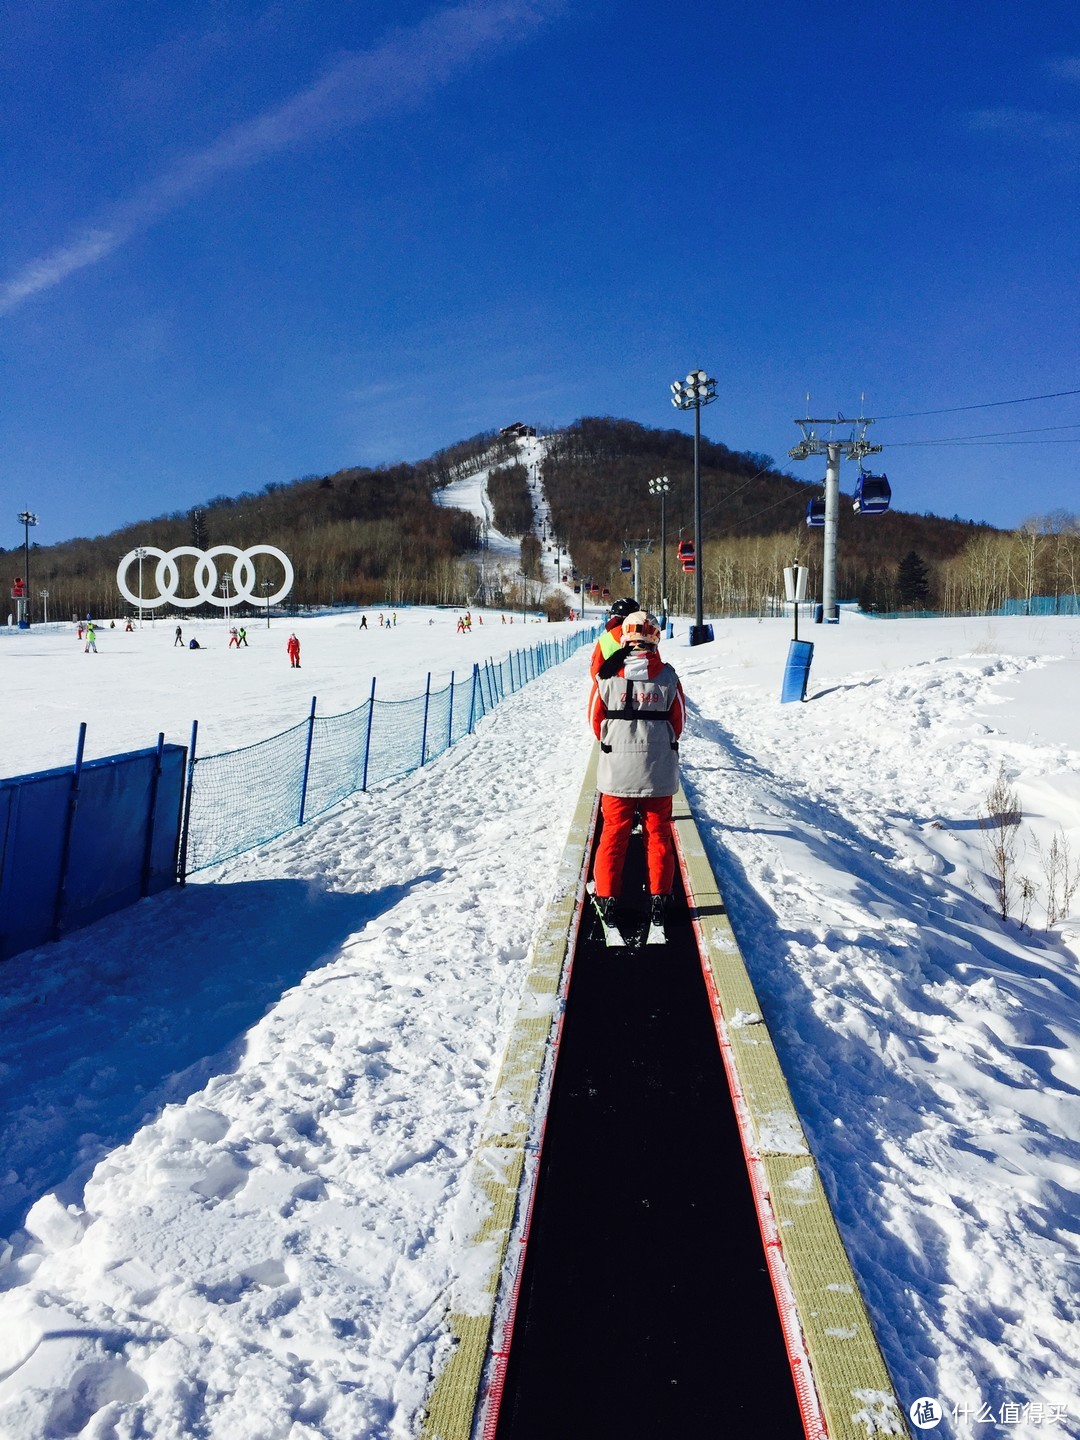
{"left": 681, "top": 558, "right": 695, "bottom": 573}
{"left": 601, "top": 587, "right": 611, "bottom": 600}
{"left": 806, "top": 497, "right": 825, "bottom": 527}
{"left": 677, "top": 540, "right": 695, "bottom": 561}
{"left": 853, "top": 472, "right": 891, "bottom": 515}
{"left": 620, "top": 557, "right": 632, "bottom": 573}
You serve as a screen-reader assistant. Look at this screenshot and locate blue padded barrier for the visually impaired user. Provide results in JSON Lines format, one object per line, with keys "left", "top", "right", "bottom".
{"left": 780, "top": 640, "right": 814, "bottom": 704}
{"left": 0, "top": 744, "right": 186, "bottom": 962}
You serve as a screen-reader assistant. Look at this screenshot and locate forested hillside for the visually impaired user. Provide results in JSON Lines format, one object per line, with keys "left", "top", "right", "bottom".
{"left": 5, "top": 415, "right": 1075, "bottom": 621}
{"left": 540, "top": 417, "right": 1002, "bottom": 616}
{"left": 3, "top": 432, "right": 515, "bottom": 619}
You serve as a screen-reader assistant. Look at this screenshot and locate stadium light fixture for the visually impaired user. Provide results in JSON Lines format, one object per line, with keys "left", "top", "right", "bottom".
{"left": 669, "top": 370, "right": 717, "bottom": 644}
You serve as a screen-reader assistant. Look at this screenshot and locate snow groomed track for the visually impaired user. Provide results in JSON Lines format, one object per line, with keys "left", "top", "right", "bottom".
{"left": 420, "top": 750, "right": 905, "bottom": 1440}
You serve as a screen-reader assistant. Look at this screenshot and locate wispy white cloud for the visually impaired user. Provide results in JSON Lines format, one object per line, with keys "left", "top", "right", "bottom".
{"left": 967, "top": 105, "right": 1080, "bottom": 152}
{"left": 1047, "top": 54, "right": 1080, "bottom": 84}
{"left": 0, "top": 0, "right": 563, "bottom": 316}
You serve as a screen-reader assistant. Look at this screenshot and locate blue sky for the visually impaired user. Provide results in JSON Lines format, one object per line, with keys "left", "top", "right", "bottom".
{"left": 2, "top": 0, "right": 1078, "bottom": 547}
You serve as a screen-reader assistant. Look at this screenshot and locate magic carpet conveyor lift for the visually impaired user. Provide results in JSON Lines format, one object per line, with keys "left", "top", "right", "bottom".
{"left": 420, "top": 749, "right": 906, "bottom": 1440}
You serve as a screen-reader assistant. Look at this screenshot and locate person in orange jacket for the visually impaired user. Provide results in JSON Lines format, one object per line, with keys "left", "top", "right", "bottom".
{"left": 589, "top": 596, "right": 639, "bottom": 678}
{"left": 287, "top": 633, "right": 301, "bottom": 668}
{"left": 587, "top": 611, "right": 685, "bottom": 930}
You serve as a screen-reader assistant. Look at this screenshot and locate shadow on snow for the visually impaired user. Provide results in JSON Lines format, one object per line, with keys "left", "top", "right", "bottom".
{"left": 0, "top": 871, "right": 439, "bottom": 1239}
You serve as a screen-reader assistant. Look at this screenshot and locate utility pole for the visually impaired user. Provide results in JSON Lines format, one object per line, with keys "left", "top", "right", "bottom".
{"left": 789, "top": 415, "right": 881, "bottom": 622}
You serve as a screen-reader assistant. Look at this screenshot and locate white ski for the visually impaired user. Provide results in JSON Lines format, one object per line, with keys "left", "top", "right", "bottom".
{"left": 589, "top": 889, "right": 627, "bottom": 947}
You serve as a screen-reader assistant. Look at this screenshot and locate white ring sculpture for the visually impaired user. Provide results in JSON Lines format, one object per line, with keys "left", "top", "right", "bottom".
{"left": 116, "top": 544, "right": 295, "bottom": 610}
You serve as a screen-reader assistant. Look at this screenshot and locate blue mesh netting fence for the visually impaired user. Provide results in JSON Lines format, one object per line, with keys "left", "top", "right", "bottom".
{"left": 181, "top": 628, "right": 600, "bottom": 874}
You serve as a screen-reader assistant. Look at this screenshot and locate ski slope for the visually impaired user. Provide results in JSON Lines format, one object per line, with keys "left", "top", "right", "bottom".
{"left": 1, "top": 609, "right": 1078, "bottom": 1438}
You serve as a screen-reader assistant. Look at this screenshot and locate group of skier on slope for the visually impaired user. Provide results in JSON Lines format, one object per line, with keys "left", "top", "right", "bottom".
{"left": 587, "top": 596, "right": 685, "bottom": 946}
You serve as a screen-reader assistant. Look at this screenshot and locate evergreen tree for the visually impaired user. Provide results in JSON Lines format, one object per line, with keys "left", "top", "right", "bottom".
{"left": 897, "top": 550, "right": 930, "bottom": 607}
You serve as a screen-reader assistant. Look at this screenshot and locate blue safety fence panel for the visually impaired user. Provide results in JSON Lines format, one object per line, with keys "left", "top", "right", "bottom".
{"left": 0, "top": 744, "right": 185, "bottom": 962}
{"left": 304, "top": 701, "right": 372, "bottom": 819}
{"left": 1000, "top": 595, "right": 1080, "bottom": 617}
{"left": 365, "top": 693, "right": 430, "bottom": 790}
{"left": 780, "top": 640, "right": 815, "bottom": 704}
{"left": 184, "top": 721, "right": 309, "bottom": 872}
{"left": 182, "top": 627, "right": 602, "bottom": 875}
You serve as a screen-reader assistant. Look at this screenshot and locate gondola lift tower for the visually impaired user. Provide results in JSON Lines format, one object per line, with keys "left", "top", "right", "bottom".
{"left": 788, "top": 410, "right": 883, "bottom": 622}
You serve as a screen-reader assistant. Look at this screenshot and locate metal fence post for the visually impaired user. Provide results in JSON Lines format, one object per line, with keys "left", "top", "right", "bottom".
{"left": 361, "top": 677, "right": 377, "bottom": 791}
{"left": 298, "top": 696, "right": 317, "bottom": 824}
{"left": 53, "top": 722, "right": 87, "bottom": 938}
{"left": 468, "top": 664, "right": 479, "bottom": 733}
{"left": 420, "top": 672, "right": 431, "bottom": 765}
{"left": 141, "top": 732, "right": 166, "bottom": 897}
{"left": 178, "top": 719, "right": 199, "bottom": 883}
{"left": 447, "top": 671, "right": 455, "bottom": 749}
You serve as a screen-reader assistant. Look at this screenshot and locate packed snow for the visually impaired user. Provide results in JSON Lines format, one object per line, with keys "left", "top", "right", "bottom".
{"left": 1, "top": 606, "right": 1079, "bottom": 1440}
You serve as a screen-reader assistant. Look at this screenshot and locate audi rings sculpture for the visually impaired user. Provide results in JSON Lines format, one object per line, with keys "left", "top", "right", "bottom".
{"left": 116, "top": 545, "right": 295, "bottom": 610}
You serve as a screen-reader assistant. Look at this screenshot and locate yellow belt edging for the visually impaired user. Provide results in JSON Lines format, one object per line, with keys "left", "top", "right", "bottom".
{"left": 671, "top": 783, "right": 907, "bottom": 1439}
{"left": 419, "top": 748, "right": 599, "bottom": 1440}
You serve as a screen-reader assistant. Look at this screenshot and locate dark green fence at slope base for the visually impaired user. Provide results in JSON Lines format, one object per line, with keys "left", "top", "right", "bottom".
{"left": 183, "top": 631, "right": 600, "bottom": 874}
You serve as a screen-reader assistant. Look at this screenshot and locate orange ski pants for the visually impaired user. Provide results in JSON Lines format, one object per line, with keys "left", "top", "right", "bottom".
{"left": 594, "top": 794, "right": 675, "bottom": 899}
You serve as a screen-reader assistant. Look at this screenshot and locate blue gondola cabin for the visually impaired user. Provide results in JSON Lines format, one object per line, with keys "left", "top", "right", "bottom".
{"left": 853, "top": 473, "right": 891, "bottom": 515}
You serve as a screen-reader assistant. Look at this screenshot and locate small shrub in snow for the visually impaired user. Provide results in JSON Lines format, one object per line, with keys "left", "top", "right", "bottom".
{"left": 979, "top": 765, "right": 1023, "bottom": 920}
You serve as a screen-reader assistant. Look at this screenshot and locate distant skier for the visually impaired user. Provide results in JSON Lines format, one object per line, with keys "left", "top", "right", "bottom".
{"left": 287, "top": 633, "right": 301, "bottom": 668}
{"left": 124, "top": 618, "right": 134, "bottom": 632}
{"left": 174, "top": 625, "right": 184, "bottom": 646}
{"left": 84, "top": 623, "right": 98, "bottom": 654}
{"left": 587, "top": 611, "right": 685, "bottom": 945}
{"left": 228, "top": 626, "right": 239, "bottom": 648}
{"left": 360, "top": 615, "right": 368, "bottom": 630}
{"left": 189, "top": 638, "right": 201, "bottom": 649}
{"left": 237, "top": 627, "right": 248, "bottom": 647}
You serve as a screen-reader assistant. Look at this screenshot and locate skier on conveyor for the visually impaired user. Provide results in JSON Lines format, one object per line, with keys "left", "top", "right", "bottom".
{"left": 590, "top": 596, "right": 639, "bottom": 678}
{"left": 587, "top": 611, "right": 685, "bottom": 944}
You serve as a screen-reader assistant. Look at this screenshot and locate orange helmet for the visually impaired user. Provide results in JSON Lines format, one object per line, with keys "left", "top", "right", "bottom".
{"left": 621, "top": 610, "right": 660, "bottom": 646}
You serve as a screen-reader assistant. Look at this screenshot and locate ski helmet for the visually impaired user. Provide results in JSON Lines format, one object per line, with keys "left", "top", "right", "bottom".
{"left": 610, "top": 596, "right": 639, "bottom": 619}
{"left": 621, "top": 611, "right": 660, "bottom": 646}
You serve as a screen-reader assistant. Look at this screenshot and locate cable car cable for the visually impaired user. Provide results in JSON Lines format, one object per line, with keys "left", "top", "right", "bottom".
{"left": 876, "top": 386, "right": 1080, "bottom": 420}
{"left": 887, "top": 421, "right": 1080, "bottom": 445}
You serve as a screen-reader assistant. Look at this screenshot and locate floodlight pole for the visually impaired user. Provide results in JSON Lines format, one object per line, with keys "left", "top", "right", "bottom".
{"left": 134, "top": 546, "right": 148, "bottom": 628}
{"left": 670, "top": 370, "right": 717, "bottom": 644}
{"left": 623, "top": 539, "right": 654, "bottom": 615}
{"left": 17, "top": 509, "right": 38, "bottom": 628}
{"left": 789, "top": 417, "right": 881, "bottom": 622}
{"left": 648, "top": 476, "right": 670, "bottom": 626}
